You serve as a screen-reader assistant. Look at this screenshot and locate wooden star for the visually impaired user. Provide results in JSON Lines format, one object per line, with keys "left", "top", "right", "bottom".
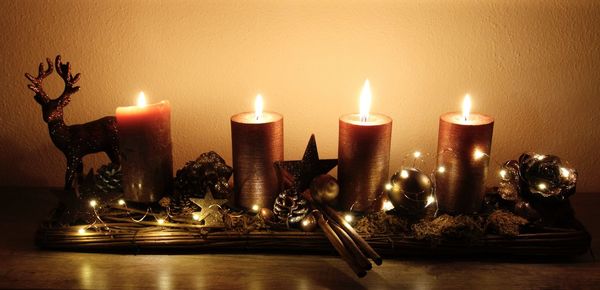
{"left": 190, "top": 191, "right": 228, "bottom": 227}
{"left": 275, "top": 134, "right": 338, "bottom": 192}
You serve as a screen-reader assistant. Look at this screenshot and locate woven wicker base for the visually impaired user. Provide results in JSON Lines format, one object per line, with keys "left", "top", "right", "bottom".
{"left": 36, "top": 223, "right": 591, "bottom": 258}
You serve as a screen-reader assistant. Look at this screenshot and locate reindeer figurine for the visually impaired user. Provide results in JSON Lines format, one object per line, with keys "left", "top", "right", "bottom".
{"left": 26, "top": 55, "right": 120, "bottom": 191}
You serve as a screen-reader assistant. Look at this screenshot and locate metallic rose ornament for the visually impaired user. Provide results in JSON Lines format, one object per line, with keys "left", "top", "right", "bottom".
{"left": 496, "top": 153, "right": 578, "bottom": 225}
{"left": 498, "top": 160, "right": 520, "bottom": 201}
{"left": 386, "top": 168, "right": 435, "bottom": 216}
{"left": 310, "top": 174, "right": 340, "bottom": 206}
{"left": 518, "top": 153, "right": 577, "bottom": 200}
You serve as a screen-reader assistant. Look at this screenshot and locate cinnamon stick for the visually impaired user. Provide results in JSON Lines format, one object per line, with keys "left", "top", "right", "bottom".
{"left": 324, "top": 206, "right": 383, "bottom": 265}
{"left": 330, "top": 220, "right": 372, "bottom": 270}
{"left": 313, "top": 211, "right": 367, "bottom": 278}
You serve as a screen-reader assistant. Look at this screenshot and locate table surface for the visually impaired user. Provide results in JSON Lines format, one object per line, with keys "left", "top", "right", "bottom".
{"left": 0, "top": 188, "right": 598, "bottom": 290}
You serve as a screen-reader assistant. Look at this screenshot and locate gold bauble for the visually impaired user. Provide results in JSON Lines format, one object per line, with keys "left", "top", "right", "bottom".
{"left": 259, "top": 207, "right": 274, "bottom": 221}
{"left": 310, "top": 174, "right": 339, "bottom": 205}
{"left": 299, "top": 214, "right": 318, "bottom": 232}
{"left": 387, "top": 168, "right": 433, "bottom": 215}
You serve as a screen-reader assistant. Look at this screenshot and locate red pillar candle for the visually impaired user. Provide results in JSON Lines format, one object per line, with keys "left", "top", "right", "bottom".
{"left": 338, "top": 80, "right": 392, "bottom": 213}
{"left": 231, "top": 95, "right": 283, "bottom": 210}
{"left": 435, "top": 95, "right": 494, "bottom": 214}
{"left": 116, "top": 92, "right": 173, "bottom": 203}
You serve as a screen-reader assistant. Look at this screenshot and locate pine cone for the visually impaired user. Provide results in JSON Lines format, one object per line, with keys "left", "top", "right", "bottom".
{"left": 95, "top": 163, "right": 122, "bottom": 193}
{"left": 273, "top": 188, "right": 310, "bottom": 225}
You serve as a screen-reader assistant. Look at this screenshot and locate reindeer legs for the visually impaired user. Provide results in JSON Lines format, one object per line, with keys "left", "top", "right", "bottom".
{"left": 65, "top": 156, "right": 83, "bottom": 191}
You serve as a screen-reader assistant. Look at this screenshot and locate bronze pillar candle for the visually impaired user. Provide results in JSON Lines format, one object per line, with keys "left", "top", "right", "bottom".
{"left": 116, "top": 92, "right": 173, "bottom": 203}
{"left": 435, "top": 95, "right": 494, "bottom": 214}
{"left": 338, "top": 80, "right": 392, "bottom": 213}
{"left": 231, "top": 95, "right": 283, "bottom": 210}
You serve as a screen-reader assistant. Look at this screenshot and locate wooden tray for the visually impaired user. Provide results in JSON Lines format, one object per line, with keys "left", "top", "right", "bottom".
{"left": 36, "top": 222, "right": 591, "bottom": 258}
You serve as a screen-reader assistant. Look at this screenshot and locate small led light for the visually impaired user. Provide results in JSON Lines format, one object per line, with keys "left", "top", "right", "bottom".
{"left": 437, "top": 166, "right": 446, "bottom": 173}
{"left": 251, "top": 204, "right": 260, "bottom": 212}
{"left": 425, "top": 195, "right": 436, "bottom": 208}
{"left": 157, "top": 218, "right": 165, "bottom": 225}
{"left": 413, "top": 151, "right": 422, "bottom": 158}
{"left": 117, "top": 199, "right": 126, "bottom": 206}
{"left": 78, "top": 228, "right": 86, "bottom": 235}
{"left": 400, "top": 170, "right": 409, "bottom": 179}
{"left": 302, "top": 219, "right": 310, "bottom": 227}
{"left": 192, "top": 214, "right": 200, "bottom": 221}
{"left": 499, "top": 169, "right": 507, "bottom": 179}
{"left": 538, "top": 183, "right": 547, "bottom": 190}
{"left": 473, "top": 149, "right": 485, "bottom": 160}
{"left": 383, "top": 201, "right": 395, "bottom": 211}
{"left": 560, "top": 167, "right": 570, "bottom": 178}
{"left": 89, "top": 200, "right": 98, "bottom": 208}
{"left": 384, "top": 183, "right": 393, "bottom": 191}
{"left": 344, "top": 214, "right": 354, "bottom": 223}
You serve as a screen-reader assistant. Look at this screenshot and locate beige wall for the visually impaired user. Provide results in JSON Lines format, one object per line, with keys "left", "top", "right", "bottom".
{"left": 1, "top": 1, "right": 599, "bottom": 191}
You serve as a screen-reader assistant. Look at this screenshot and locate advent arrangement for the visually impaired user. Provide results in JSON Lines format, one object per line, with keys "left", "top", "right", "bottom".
{"left": 28, "top": 55, "right": 590, "bottom": 278}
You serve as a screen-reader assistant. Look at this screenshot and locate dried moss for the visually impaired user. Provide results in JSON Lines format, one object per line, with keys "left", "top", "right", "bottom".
{"left": 412, "top": 214, "right": 485, "bottom": 241}
{"left": 354, "top": 211, "right": 409, "bottom": 237}
{"left": 486, "top": 210, "right": 528, "bottom": 237}
{"left": 223, "top": 211, "right": 268, "bottom": 233}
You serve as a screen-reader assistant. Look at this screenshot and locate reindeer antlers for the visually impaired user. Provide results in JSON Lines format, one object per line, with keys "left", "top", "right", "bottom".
{"left": 55, "top": 55, "right": 81, "bottom": 90}
{"left": 55, "top": 56, "right": 81, "bottom": 103}
{"left": 25, "top": 57, "right": 53, "bottom": 98}
{"left": 25, "top": 55, "right": 81, "bottom": 104}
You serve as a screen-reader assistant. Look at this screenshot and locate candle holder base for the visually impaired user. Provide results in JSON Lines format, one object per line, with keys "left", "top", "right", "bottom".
{"left": 37, "top": 186, "right": 591, "bottom": 260}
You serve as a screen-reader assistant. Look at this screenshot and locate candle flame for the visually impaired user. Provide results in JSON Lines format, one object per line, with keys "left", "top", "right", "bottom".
{"left": 359, "top": 79, "right": 372, "bottom": 122}
{"left": 254, "top": 94, "right": 264, "bottom": 120}
{"left": 137, "top": 91, "right": 147, "bottom": 107}
{"left": 462, "top": 94, "right": 471, "bottom": 121}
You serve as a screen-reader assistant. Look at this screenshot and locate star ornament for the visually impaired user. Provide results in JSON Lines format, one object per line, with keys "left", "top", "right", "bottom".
{"left": 275, "top": 134, "right": 338, "bottom": 192}
{"left": 190, "top": 191, "right": 228, "bottom": 227}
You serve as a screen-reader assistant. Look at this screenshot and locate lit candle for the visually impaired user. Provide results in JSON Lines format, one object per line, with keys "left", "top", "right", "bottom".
{"left": 338, "top": 80, "right": 392, "bottom": 212}
{"left": 231, "top": 95, "right": 283, "bottom": 210}
{"left": 435, "top": 94, "right": 494, "bottom": 214}
{"left": 116, "top": 92, "right": 173, "bottom": 203}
